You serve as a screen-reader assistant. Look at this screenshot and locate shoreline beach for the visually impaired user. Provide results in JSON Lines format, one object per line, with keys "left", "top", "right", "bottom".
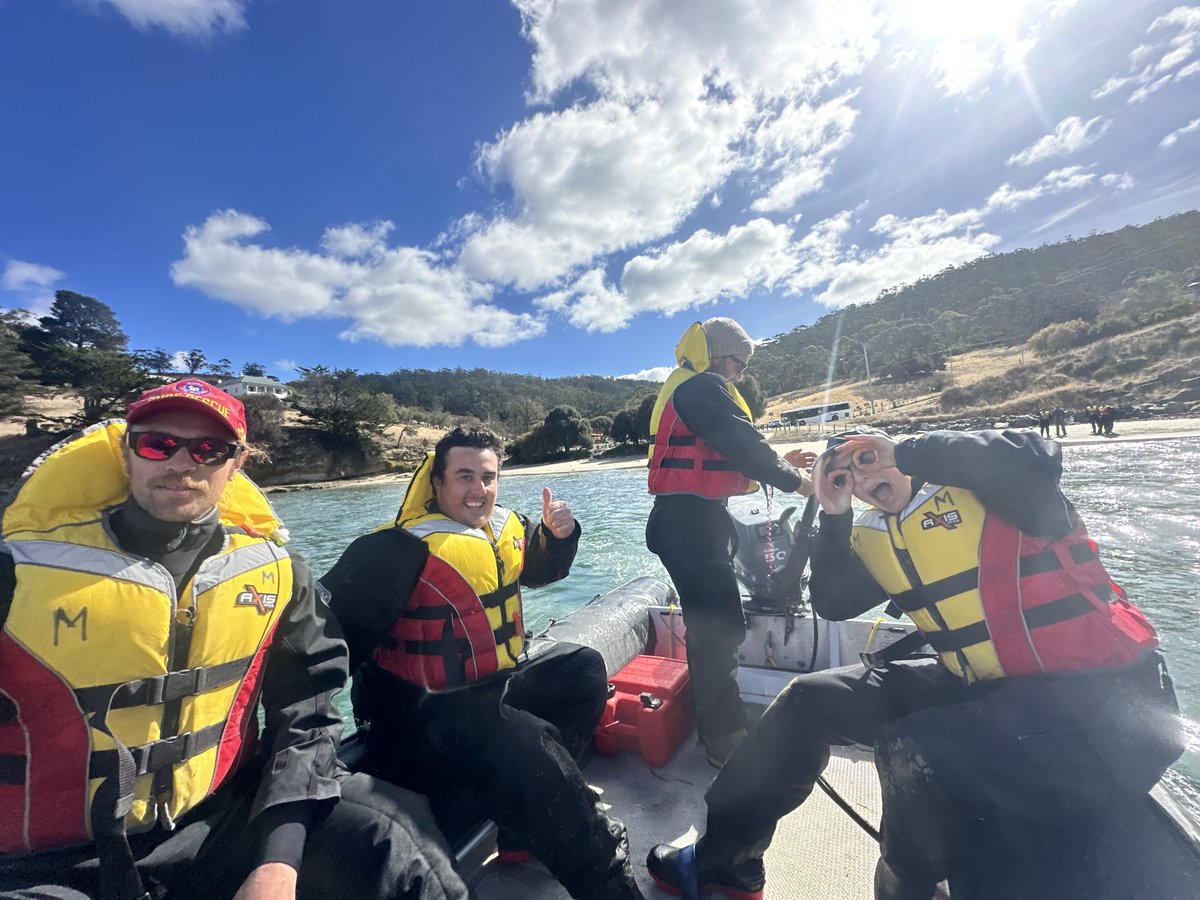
{"left": 266, "top": 416, "right": 1200, "bottom": 492}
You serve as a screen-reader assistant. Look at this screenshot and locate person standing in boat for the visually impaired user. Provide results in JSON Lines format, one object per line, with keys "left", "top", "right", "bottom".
{"left": 319, "top": 425, "right": 644, "bottom": 900}
{"left": 647, "top": 427, "right": 1182, "bottom": 900}
{"left": 645, "top": 318, "right": 813, "bottom": 768}
{"left": 0, "top": 379, "right": 467, "bottom": 900}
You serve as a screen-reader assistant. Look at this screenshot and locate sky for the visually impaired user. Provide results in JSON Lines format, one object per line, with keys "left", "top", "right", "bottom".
{"left": 1, "top": 1, "right": 1198, "bottom": 383}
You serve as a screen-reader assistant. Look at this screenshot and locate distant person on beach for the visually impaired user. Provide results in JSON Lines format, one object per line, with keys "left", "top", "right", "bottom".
{"left": 1037, "top": 409, "right": 1051, "bottom": 438}
{"left": 646, "top": 427, "right": 1182, "bottom": 900}
{"left": 1087, "top": 404, "right": 1101, "bottom": 434}
{"left": 1051, "top": 406, "right": 1067, "bottom": 437}
{"left": 0, "top": 379, "right": 466, "bottom": 900}
{"left": 645, "top": 317, "right": 814, "bottom": 768}
{"left": 1100, "top": 404, "right": 1116, "bottom": 436}
{"left": 320, "top": 425, "right": 644, "bottom": 900}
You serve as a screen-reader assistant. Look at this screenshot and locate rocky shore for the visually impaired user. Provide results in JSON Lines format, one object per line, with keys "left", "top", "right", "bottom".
{"left": 265, "top": 416, "right": 1200, "bottom": 492}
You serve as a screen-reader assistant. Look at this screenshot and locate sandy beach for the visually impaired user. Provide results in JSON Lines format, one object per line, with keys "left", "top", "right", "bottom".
{"left": 277, "top": 416, "right": 1200, "bottom": 491}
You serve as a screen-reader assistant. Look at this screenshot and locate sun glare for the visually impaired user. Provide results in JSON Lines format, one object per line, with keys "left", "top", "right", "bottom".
{"left": 889, "top": 0, "right": 1029, "bottom": 43}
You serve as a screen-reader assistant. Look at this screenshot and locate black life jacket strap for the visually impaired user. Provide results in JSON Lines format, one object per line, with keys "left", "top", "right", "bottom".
{"left": 74, "top": 656, "right": 255, "bottom": 713}
{"left": 479, "top": 581, "right": 519, "bottom": 609}
{"left": 659, "top": 458, "right": 694, "bottom": 469}
{"left": 860, "top": 630, "right": 932, "bottom": 669}
{"left": 90, "top": 721, "right": 226, "bottom": 779}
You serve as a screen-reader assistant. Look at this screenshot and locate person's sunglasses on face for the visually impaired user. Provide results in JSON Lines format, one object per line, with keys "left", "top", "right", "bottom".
{"left": 126, "top": 430, "right": 242, "bottom": 465}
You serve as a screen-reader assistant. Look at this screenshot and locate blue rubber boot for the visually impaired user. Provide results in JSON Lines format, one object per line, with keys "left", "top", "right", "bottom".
{"left": 646, "top": 843, "right": 763, "bottom": 900}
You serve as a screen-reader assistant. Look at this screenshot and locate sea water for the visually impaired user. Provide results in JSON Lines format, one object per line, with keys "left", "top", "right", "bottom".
{"left": 272, "top": 437, "right": 1200, "bottom": 815}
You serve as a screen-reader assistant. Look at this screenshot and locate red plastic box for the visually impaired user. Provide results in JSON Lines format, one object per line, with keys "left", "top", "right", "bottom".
{"left": 595, "top": 655, "right": 694, "bottom": 767}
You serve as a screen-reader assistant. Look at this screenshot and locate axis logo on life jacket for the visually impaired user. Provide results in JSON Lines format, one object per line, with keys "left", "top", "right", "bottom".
{"left": 921, "top": 509, "right": 962, "bottom": 530}
{"left": 236, "top": 584, "right": 279, "bottom": 614}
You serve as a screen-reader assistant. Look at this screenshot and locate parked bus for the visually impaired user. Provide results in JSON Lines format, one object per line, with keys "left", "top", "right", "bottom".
{"left": 781, "top": 401, "right": 853, "bottom": 426}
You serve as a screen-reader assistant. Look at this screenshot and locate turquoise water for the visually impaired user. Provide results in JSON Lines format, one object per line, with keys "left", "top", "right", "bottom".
{"left": 272, "top": 437, "right": 1200, "bottom": 814}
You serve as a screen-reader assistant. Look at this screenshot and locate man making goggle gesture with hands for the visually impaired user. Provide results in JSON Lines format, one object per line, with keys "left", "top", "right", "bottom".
{"left": 810, "top": 428, "right": 906, "bottom": 516}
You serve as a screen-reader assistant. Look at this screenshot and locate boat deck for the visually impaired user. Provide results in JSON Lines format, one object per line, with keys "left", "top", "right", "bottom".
{"left": 470, "top": 736, "right": 885, "bottom": 898}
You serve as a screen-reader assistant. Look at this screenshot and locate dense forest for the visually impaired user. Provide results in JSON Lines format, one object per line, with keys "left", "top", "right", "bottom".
{"left": 357, "top": 369, "right": 659, "bottom": 432}
{"left": 747, "top": 211, "right": 1200, "bottom": 397}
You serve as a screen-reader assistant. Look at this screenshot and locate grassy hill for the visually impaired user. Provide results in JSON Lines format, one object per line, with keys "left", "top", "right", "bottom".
{"left": 761, "top": 309, "right": 1200, "bottom": 432}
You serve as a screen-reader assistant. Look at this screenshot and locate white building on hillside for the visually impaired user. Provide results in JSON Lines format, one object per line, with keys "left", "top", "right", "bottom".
{"left": 218, "top": 376, "right": 290, "bottom": 400}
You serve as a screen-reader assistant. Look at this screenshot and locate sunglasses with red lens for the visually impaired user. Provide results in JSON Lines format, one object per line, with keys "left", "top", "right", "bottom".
{"left": 127, "top": 431, "right": 241, "bottom": 465}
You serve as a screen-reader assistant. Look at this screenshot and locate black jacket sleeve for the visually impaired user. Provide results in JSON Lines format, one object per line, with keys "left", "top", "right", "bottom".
{"left": 672, "top": 373, "right": 803, "bottom": 492}
{"left": 894, "top": 430, "right": 1075, "bottom": 538}
{"left": 249, "top": 552, "right": 347, "bottom": 866}
{"left": 807, "top": 510, "right": 890, "bottom": 620}
{"left": 518, "top": 512, "right": 581, "bottom": 589}
{"left": 0, "top": 549, "right": 13, "bottom": 630}
{"left": 317, "top": 530, "right": 429, "bottom": 674}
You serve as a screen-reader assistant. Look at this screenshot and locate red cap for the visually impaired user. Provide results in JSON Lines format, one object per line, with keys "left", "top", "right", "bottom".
{"left": 126, "top": 378, "right": 247, "bottom": 442}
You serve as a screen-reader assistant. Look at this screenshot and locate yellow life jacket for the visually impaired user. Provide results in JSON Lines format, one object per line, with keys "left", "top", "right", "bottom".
{"left": 0, "top": 420, "right": 293, "bottom": 853}
{"left": 648, "top": 322, "right": 758, "bottom": 497}
{"left": 370, "top": 453, "right": 525, "bottom": 690}
{"left": 851, "top": 482, "right": 1157, "bottom": 683}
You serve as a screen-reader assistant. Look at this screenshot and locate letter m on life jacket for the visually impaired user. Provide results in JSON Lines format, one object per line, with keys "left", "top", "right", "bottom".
{"left": 53, "top": 607, "right": 87, "bottom": 645}
{"left": 931, "top": 489, "right": 955, "bottom": 510}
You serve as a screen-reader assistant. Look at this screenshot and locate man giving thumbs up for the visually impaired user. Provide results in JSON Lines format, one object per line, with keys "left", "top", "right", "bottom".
{"left": 320, "top": 425, "right": 646, "bottom": 900}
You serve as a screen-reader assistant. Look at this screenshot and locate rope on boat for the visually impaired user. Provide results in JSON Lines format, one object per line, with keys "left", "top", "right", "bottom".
{"left": 815, "top": 777, "right": 952, "bottom": 899}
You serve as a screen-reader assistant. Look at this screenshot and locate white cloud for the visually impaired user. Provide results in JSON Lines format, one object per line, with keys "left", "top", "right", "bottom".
{"left": 517, "top": 0, "right": 881, "bottom": 106}
{"left": 171, "top": 209, "right": 545, "bottom": 348}
{"left": 1090, "top": 75, "right": 1132, "bottom": 99}
{"left": 1160, "top": 117, "right": 1200, "bottom": 148}
{"left": 806, "top": 209, "right": 999, "bottom": 308}
{"left": 162, "top": 1, "right": 1189, "bottom": 354}
{"left": 2, "top": 260, "right": 64, "bottom": 291}
{"left": 986, "top": 165, "right": 1123, "bottom": 210}
{"left": 620, "top": 219, "right": 797, "bottom": 318}
{"left": 1, "top": 259, "right": 65, "bottom": 318}
{"left": 747, "top": 93, "right": 859, "bottom": 212}
{"left": 1091, "top": 5, "right": 1200, "bottom": 104}
{"left": 320, "top": 221, "right": 395, "bottom": 259}
{"left": 455, "top": 1, "right": 882, "bottom": 291}
{"left": 97, "top": 0, "right": 248, "bottom": 38}
{"left": 785, "top": 156, "right": 1136, "bottom": 311}
{"left": 536, "top": 219, "right": 798, "bottom": 333}
{"left": 619, "top": 366, "right": 673, "bottom": 382}
{"left": 272, "top": 359, "right": 300, "bottom": 376}
{"left": 1007, "top": 116, "right": 1111, "bottom": 166}
{"left": 458, "top": 95, "right": 746, "bottom": 291}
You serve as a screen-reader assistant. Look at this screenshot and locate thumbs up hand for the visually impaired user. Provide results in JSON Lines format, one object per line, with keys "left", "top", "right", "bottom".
{"left": 541, "top": 487, "right": 576, "bottom": 539}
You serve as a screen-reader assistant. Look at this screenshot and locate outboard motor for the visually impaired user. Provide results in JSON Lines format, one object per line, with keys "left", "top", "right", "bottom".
{"left": 728, "top": 492, "right": 818, "bottom": 612}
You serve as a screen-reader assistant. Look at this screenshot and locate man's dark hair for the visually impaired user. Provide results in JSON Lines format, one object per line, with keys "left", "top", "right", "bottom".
{"left": 431, "top": 425, "right": 505, "bottom": 481}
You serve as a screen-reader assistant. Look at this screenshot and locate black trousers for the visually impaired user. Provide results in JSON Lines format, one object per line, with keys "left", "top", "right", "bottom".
{"left": 698, "top": 653, "right": 1183, "bottom": 890}
{"left": 357, "top": 640, "right": 621, "bottom": 899}
{"left": 0, "top": 769, "right": 468, "bottom": 899}
{"left": 646, "top": 495, "right": 747, "bottom": 739}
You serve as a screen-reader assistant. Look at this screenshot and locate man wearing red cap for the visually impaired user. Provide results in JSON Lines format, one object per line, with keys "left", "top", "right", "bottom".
{"left": 0, "top": 379, "right": 466, "bottom": 900}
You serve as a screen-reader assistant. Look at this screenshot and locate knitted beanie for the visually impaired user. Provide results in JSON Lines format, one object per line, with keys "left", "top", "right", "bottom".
{"left": 702, "top": 317, "right": 753, "bottom": 360}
